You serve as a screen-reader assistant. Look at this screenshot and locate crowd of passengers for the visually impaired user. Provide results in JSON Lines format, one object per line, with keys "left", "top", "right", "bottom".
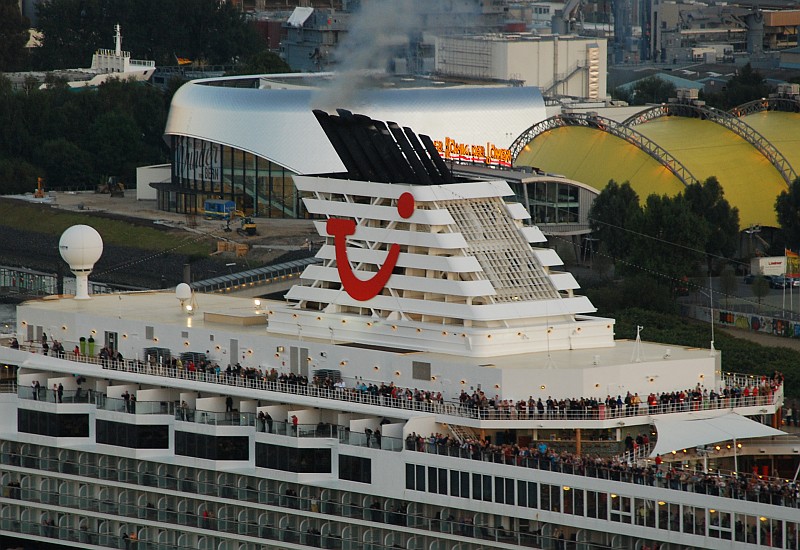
{"left": 152, "top": 356, "right": 450, "bottom": 406}
{"left": 404, "top": 431, "right": 800, "bottom": 508}
{"left": 16, "top": 337, "right": 789, "bottom": 422}
{"left": 456, "top": 375, "right": 783, "bottom": 420}
{"left": 149, "top": 356, "right": 782, "bottom": 418}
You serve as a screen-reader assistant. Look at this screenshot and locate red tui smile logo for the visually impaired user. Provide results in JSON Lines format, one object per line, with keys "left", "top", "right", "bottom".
{"left": 326, "top": 192, "right": 415, "bottom": 301}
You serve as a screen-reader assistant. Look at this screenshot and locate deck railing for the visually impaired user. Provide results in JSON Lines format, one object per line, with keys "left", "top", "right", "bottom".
{"left": 6, "top": 344, "right": 782, "bottom": 425}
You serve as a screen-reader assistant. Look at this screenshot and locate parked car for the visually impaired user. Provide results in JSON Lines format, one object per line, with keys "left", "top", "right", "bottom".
{"left": 744, "top": 274, "right": 772, "bottom": 285}
{"left": 770, "top": 275, "right": 791, "bottom": 289}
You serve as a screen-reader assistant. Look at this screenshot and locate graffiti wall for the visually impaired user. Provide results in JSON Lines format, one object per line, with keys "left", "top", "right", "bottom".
{"left": 716, "top": 310, "right": 800, "bottom": 338}
{"left": 683, "top": 305, "right": 800, "bottom": 339}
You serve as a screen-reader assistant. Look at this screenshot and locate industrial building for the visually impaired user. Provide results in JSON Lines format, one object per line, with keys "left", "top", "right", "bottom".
{"left": 434, "top": 34, "right": 607, "bottom": 100}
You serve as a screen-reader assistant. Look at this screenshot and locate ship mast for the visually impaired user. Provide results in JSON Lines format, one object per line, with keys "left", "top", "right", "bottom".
{"left": 114, "top": 24, "right": 122, "bottom": 56}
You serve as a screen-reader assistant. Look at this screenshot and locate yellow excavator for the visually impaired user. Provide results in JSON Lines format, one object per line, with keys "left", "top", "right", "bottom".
{"left": 222, "top": 210, "right": 257, "bottom": 236}
{"left": 237, "top": 216, "right": 257, "bottom": 237}
{"left": 96, "top": 176, "right": 125, "bottom": 196}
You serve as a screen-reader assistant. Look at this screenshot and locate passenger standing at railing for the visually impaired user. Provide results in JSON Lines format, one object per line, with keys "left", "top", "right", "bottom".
{"left": 785, "top": 403, "right": 796, "bottom": 427}
{"left": 10, "top": 337, "right": 19, "bottom": 349}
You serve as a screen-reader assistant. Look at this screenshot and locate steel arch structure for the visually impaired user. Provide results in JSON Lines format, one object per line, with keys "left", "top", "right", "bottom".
{"left": 509, "top": 112, "right": 699, "bottom": 187}
{"left": 622, "top": 103, "right": 798, "bottom": 186}
{"left": 730, "top": 98, "right": 800, "bottom": 117}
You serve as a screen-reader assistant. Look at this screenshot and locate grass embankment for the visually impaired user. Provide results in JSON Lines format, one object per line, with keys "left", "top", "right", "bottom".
{"left": 0, "top": 201, "right": 210, "bottom": 256}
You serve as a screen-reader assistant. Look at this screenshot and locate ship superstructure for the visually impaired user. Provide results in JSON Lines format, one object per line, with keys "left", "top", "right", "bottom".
{"left": 0, "top": 114, "right": 795, "bottom": 550}
{"left": 41, "top": 24, "right": 156, "bottom": 90}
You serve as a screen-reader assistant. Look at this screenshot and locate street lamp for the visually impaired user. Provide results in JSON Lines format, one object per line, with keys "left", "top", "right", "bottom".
{"left": 696, "top": 275, "right": 715, "bottom": 355}
{"left": 745, "top": 224, "right": 762, "bottom": 256}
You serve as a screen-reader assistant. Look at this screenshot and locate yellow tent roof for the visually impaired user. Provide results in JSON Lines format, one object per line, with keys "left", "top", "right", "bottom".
{"left": 514, "top": 116, "right": 792, "bottom": 227}
{"left": 515, "top": 126, "right": 685, "bottom": 199}
{"left": 740, "top": 111, "right": 800, "bottom": 179}
{"left": 636, "top": 118, "right": 785, "bottom": 227}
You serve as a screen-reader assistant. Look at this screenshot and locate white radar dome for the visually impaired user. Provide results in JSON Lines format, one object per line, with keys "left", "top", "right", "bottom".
{"left": 59, "top": 225, "right": 104, "bottom": 271}
{"left": 175, "top": 283, "right": 192, "bottom": 301}
{"left": 59, "top": 225, "right": 103, "bottom": 300}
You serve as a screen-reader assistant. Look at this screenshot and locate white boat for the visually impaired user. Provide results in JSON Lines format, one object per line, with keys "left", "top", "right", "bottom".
{"left": 40, "top": 24, "right": 156, "bottom": 90}
{"left": 0, "top": 113, "right": 796, "bottom": 550}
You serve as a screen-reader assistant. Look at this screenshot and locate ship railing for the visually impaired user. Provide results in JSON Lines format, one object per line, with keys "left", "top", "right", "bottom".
{"left": 0, "top": 500, "right": 580, "bottom": 550}
{"left": 1, "top": 462, "right": 795, "bottom": 548}
{"left": 17, "top": 385, "right": 93, "bottom": 404}
{"left": 0, "top": 476, "right": 620, "bottom": 550}
{"left": 13, "top": 376, "right": 781, "bottom": 421}
{"left": 448, "top": 392, "right": 781, "bottom": 421}
{"left": 7, "top": 344, "right": 784, "bottom": 423}
{"left": 3, "top": 449, "right": 798, "bottom": 544}
{"left": 405, "top": 445, "right": 800, "bottom": 508}
{"left": 619, "top": 442, "right": 653, "bottom": 465}
{"left": 128, "top": 59, "right": 156, "bottom": 68}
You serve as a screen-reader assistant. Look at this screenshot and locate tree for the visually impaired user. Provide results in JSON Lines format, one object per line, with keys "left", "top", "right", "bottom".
{"left": 0, "top": 158, "right": 40, "bottom": 194}
{"left": 629, "top": 193, "right": 708, "bottom": 288}
{"left": 703, "top": 64, "right": 773, "bottom": 109}
{"left": 588, "top": 180, "right": 641, "bottom": 268}
{"left": 775, "top": 177, "right": 800, "bottom": 251}
{"left": 226, "top": 51, "right": 291, "bottom": 76}
{"left": 33, "top": 0, "right": 267, "bottom": 70}
{"left": 0, "top": 0, "right": 30, "bottom": 71}
{"left": 88, "top": 111, "right": 143, "bottom": 183}
{"left": 0, "top": 79, "right": 167, "bottom": 195}
{"left": 751, "top": 276, "right": 770, "bottom": 312}
{"left": 684, "top": 176, "right": 740, "bottom": 273}
{"left": 36, "top": 139, "right": 95, "bottom": 189}
{"left": 719, "top": 265, "right": 738, "bottom": 309}
{"left": 615, "top": 76, "right": 676, "bottom": 105}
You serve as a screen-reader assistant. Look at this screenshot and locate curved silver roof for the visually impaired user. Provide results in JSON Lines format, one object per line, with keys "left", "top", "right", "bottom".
{"left": 164, "top": 78, "right": 547, "bottom": 175}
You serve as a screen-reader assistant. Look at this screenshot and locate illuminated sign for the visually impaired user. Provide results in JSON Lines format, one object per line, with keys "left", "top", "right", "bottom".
{"left": 433, "top": 137, "right": 512, "bottom": 167}
{"left": 327, "top": 192, "right": 415, "bottom": 301}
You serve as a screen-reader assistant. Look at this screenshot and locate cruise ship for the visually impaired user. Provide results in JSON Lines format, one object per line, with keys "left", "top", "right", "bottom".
{"left": 0, "top": 112, "right": 796, "bottom": 550}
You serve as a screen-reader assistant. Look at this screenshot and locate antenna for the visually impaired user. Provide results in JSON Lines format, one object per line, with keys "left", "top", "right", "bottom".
{"left": 709, "top": 274, "right": 716, "bottom": 356}
{"left": 114, "top": 24, "right": 122, "bottom": 56}
{"left": 631, "top": 325, "right": 644, "bottom": 362}
{"left": 545, "top": 303, "right": 556, "bottom": 369}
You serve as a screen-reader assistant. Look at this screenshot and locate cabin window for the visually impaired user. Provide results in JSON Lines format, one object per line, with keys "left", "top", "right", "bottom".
{"left": 18, "top": 410, "right": 89, "bottom": 438}
{"left": 339, "top": 455, "right": 371, "bottom": 483}
{"left": 96, "top": 420, "right": 168, "bottom": 449}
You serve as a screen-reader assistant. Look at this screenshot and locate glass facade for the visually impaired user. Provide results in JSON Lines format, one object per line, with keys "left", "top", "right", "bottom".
{"left": 529, "top": 180, "right": 580, "bottom": 225}
{"left": 161, "top": 136, "right": 306, "bottom": 219}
